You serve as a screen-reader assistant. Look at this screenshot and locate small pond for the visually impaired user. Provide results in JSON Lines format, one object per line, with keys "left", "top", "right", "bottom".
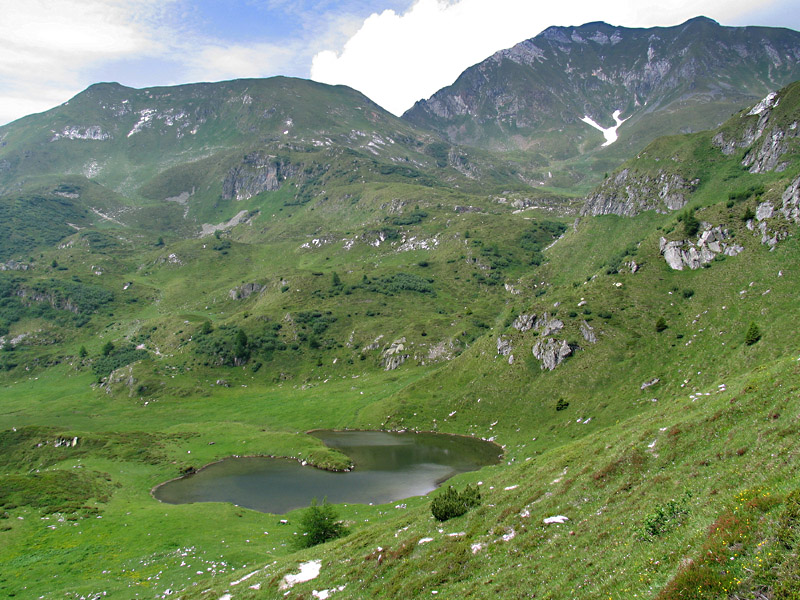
{"left": 153, "top": 430, "right": 501, "bottom": 514}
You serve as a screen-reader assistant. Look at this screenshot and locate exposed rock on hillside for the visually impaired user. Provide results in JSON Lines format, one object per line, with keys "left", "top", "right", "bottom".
{"left": 532, "top": 338, "right": 572, "bottom": 371}
{"left": 744, "top": 179, "right": 800, "bottom": 247}
{"left": 713, "top": 90, "right": 799, "bottom": 174}
{"left": 580, "top": 321, "right": 597, "bottom": 344}
{"left": 223, "top": 154, "right": 301, "bottom": 201}
{"left": 582, "top": 169, "right": 697, "bottom": 216}
{"left": 511, "top": 314, "right": 536, "bottom": 332}
{"left": 782, "top": 176, "right": 800, "bottom": 223}
{"left": 228, "top": 283, "right": 264, "bottom": 300}
{"left": 536, "top": 313, "right": 564, "bottom": 337}
{"left": 200, "top": 210, "right": 256, "bottom": 237}
{"left": 496, "top": 336, "right": 512, "bottom": 357}
{"left": 382, "top": 338, "right": 409, "bottom": 371}
{"left": 0, "top": 260, "right": 29, "bottom": 271}
{"left": 50, "top": 126, "right": 111, "bottom": 142}
{"left": 424, "top": 339, "right": 459, "bottom": 364}
{"left": 659, "top": 226, "right": 743, "bottom": 270}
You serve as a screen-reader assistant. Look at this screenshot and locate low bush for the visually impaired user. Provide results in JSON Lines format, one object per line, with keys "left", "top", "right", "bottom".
{"left": 298, "top": 498, "right": 347, "bottom": 548}
{"left": 431, "top": 484, "right": 481, "bottom": 521}
{"left": 639, "top": 492, "right": 691, "bottom": 539}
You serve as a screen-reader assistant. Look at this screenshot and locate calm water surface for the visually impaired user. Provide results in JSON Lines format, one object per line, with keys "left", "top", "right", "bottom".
{"left": 153, "top": 430, "right": 501, "bottom": 514}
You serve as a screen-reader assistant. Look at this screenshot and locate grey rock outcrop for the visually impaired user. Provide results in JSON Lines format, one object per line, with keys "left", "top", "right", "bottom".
{"left": 228, "top": 283, "right": 264, "bottom": 300}
{"left": 382, "top": 338, "right": 409, "bottom": 371}
{"left": 582, "top": 169, "right": 696, "bottom": 217}
{"left": 580, "top": 321, "right": 597, "bottom": 344}
{"left": 362, "top": 335, "right": 384, "bottom": 352}
{"left": 0, "top": 260, "right": 29, "bottom": 271}
{"left": 496, "top": 336, "right": 513, "bottom": 357}
{"left": 659, "top": 225, "right": 742, "bottom": 270}
{"left": 712, "top": 92, "right": 779, "bottom": 155}
{"left": 51, "top": 125, "right": 111, "bottom": 142}
{"left": 223, "top": 154, "right": 301, "bottom": 201}
{"left": 744, "top": 128, "right": 791, "bottom": 173}
{"left": 782, "top": 176, "right": 800, "bottom": 223}
{"left": 713, "top": 90, "right": 798, "bottom": 174}
{"left": 532, "top": 338, "right": 572, "bottom": 371}
{"left": 535, "top": 313, "right": 564, "bottom": 336}
{"left": 512, "top": 314, "right": 536, "bottom": 332}
{"left": 756, "top": 201, "right": 774, "bottom": 221}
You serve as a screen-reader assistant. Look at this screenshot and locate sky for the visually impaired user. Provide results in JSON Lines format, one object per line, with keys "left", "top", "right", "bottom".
{"left": 1, "top": 0, "right": 799, "bottom": 126}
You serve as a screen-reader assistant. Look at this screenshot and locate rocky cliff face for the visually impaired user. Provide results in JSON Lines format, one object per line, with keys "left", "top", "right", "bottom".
{"left": 712, "top": 90, "right": 799, "bottom": 175}
{"left": 582, "top": 168, "right": 697, "bottom": 217}
{"left": 222, "top": 154, "right": 303, "bottom": 201}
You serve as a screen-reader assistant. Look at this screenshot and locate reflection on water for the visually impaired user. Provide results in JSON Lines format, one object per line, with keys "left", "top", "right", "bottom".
{"left": 153, "top": 430, "right": 501, "bottom": 514}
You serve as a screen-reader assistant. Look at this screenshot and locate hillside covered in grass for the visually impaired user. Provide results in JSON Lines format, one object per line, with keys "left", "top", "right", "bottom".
{"left": 0, "top": 65, "right": 798, "bottom": 600}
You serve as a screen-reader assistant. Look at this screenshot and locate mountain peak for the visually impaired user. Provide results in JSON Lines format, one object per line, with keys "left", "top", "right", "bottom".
{"left": 682, "top": 15, "right": 720, "bottom": 26}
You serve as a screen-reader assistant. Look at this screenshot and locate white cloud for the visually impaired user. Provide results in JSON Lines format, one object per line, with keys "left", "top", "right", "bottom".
{"left": 310, "top": 0, "right": 778, "bottom": 116}
{"left": 181, "top": 43, "right": 300, "bottom": 83}
{"left": 0, "top": 0, "right": 374, "bottom": 124}
{"left": 0, "top": 0, "right": 168, "bottom": 124}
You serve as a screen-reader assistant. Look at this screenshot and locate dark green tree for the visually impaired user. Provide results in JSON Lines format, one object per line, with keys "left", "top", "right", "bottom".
{"left": 745, "top": 322, "right": 761, "bottom": 346}
{"left": 655, "top": 317, "right": 668, "bottom": 332}
{"left": 199, "top": 320, "right": 213, "bottom": 335}
{"left": 298, "top": 498, "right": 346, "bottom": 548}
{"left": 78, "top": 346, "right": 88, "bottom": 358}
{"left": 233, "top": 328, "right": 249, "bottom": 364}
{"left": 101, "top": 341, "right": 114, "bottom": 356}
{"left": 682, "top": 210, "right": 700, "bottom": 237}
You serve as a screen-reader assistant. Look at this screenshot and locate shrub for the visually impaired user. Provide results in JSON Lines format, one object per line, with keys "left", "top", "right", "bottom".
{"left": 655, "top": 317, "right": 668, "bottom": 332}
{"left": 745, "top": 322, "right": 761, "bottom": 346}
{"left": 556, "top": 398, "right": 570, "bottom": 411}
{"left": 298, "top": 498, "right": 346, "bottom": 548}
{"left": 431, "top": 484, "right": 481, "bottom": 521}
{"left": 640, "top": 493, "right": 691, "bottom": 539}
{"left": 682, "top": 288, "right": 694, "bottom": 299}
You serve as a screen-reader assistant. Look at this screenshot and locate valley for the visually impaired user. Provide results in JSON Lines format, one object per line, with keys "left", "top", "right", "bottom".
{"left": 0, "top": 17, "right": 799, "bottom": 600}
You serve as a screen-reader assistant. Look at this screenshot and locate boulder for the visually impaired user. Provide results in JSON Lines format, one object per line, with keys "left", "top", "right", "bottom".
{"left": 496, "top": 336, "right": 513, "bottom": 356}
{"left": 532, "top": 338, "right": 572, "bottom": 370}
{"left": 512, "top": 314, "right": 536, "bottom": 332}
{"left": 535, "top": 313, "right": 563, "bottom": 336}
{"left": 580, "top": 321, "right": 596, "bottom": 344}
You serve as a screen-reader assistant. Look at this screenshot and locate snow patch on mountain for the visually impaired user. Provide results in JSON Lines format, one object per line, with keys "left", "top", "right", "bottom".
{"left": 580, "top": 110, "right": 628, "bottom": 146}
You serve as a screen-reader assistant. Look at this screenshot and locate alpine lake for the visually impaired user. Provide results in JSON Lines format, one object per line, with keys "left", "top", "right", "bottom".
{"left": 153, "top": 430, "right": 502, "bottom": 514}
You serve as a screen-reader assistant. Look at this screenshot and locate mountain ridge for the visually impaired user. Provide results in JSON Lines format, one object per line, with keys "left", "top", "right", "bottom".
{"left": 403, "top": 16, "right": 800, "bottom": 187}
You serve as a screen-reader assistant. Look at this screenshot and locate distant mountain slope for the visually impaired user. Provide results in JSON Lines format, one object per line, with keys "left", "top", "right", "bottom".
{"left": 403, "top": 17, "right": 800, "bottom": 187}
{"left": 0, "top": 77, "right": 525, "bottom": 256}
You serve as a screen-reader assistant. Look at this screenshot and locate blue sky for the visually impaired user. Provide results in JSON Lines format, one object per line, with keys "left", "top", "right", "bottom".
{"left": 1, "top": 0, "right": 798, "bottom": 125}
